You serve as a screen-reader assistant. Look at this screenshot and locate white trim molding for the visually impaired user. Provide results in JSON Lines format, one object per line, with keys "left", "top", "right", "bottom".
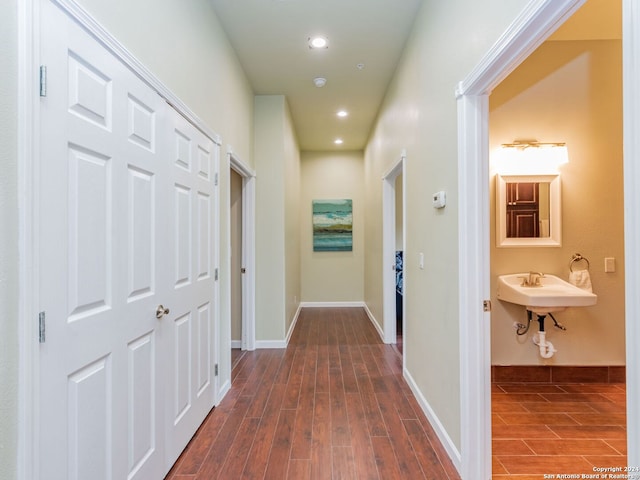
{"left": 623, "top": 0, "right": 640, "bottom": 468}
{"left": 254, "top": 340, "right": 289, "bottom": 349}
{"left": 403, "top": 368, "right": 461, "bottom": 473}
{"left": 285, "top": 304, "right": 303, "bottom": 345}
{"left": 457, "top": 93, "right": 492, "bottom": 480}
{"left": 216, "top": 380, "right": 231, "bottom": 407}
{"left": 362, "top": 304, "right": 385, "bottom": 342}
{"left": 213, "top": 143, "right": 223, "bottom": 404}
{"left": 300, "top": 301, "right": 366, "bottom": 308}
{"left": 455, "top": 0, "right": 585, "bottom": 98}
{"left": 456, "top": 1, "right": 589, "bottom": 478}
{"left": 18, "top": 0, "right": 39, "bottom": 478}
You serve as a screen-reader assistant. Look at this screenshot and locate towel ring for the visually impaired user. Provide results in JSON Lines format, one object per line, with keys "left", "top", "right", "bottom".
{"left": 569, "top": 253, "right": 590, "bottom": 272}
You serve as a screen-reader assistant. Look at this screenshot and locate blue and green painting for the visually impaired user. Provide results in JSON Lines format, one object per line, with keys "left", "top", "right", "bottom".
{"left": 312, "top": 199, "right": 353, "bottom": 252}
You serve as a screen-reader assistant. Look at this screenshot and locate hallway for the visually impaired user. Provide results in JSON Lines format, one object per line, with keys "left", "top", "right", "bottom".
{"left": 165, "top": 307, "right": 460, "bottom": 479}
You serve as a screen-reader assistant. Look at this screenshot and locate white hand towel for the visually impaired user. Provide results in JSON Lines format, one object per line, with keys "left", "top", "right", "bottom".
{"left": 569, "top": 270, "right": 592, "bottom": 292}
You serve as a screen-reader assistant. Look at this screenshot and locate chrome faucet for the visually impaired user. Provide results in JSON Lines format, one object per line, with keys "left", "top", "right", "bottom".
{"left": 518, "top": 271, "right": 544, "bottom": 286}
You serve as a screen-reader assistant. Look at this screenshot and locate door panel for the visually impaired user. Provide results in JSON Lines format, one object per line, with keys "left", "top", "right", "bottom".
{"left": 197, "top": 303, "right": 212, "bottom": 394}
{"left": 127, "top": 332, "right": 156, "bottom": 475}
{"left": 67, "top": 144, "right": 113, "bottom": 321}
{"left": 67, "top": 355, "right": 112, "bottom": 480}
{"left": 164, "top": 114, "right": 218, "bottom": 462}
{"left": 127, "top": 166, "right": 155, "bottom": 301}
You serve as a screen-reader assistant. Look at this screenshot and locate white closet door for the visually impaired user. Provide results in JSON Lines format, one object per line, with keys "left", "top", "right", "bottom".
{"left": 37, "top": 1, "right": 218, "bottom": 478}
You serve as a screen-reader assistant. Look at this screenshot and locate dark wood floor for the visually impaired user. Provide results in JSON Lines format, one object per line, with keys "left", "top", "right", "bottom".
{"left": 165, "top": 307, "right": 460, "bottom": 479}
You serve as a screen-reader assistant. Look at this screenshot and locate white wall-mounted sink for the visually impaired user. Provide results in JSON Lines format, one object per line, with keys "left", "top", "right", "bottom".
{"left": 497, "top": 273, "right": 597, "bottom": 311}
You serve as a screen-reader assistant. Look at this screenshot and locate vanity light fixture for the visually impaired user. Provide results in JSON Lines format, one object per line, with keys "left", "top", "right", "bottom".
{"left": 309, "top": 36, "right": 328, "bottom": 49}
{"left": 495, "top": 140, "right": 569, "bottom": 175}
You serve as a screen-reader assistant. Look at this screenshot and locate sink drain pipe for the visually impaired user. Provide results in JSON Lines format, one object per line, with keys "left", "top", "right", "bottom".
{"left": 532, "top": 313, "right": 556, "bottom": 359}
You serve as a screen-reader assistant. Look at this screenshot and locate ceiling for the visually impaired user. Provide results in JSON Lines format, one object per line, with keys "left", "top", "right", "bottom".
{"left": 209, "top": 0, "right": 620, "bottom": 152}
{"left": 209, "top": 0, "right": 423, "bottom": 151}
{"left": 549, "top": 0, "right": 621, "bottom": 41}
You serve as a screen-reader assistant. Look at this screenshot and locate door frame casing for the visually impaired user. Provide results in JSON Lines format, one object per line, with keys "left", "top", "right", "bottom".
{"left": 382, "top": 152, "right": 406, "bottom": 357}
{"left": 18, "top": 1, "right": 223, "bottom": 477}
{"left": 622, "top": 0, "right": 640, "bottom": 465}
{"left": 227, "top": 148, "right": 256, "bottom": 352}
{"left": 17, "top": 0, "right": 39, "bottom": 478}
{"left": 456, "top": 0, "right": 639, "bottom": 477}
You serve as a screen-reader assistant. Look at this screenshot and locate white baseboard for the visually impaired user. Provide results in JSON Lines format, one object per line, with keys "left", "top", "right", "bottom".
{"left": 300, "top": 301, "right": 365, "bottom": 308}
{"left": 231, "top": 340, "right": 241, "bottom": 349}
{"left": 403, "top": 367, "right": 462, "bottom": 474}
{"left": 362, "top": 304, "right": 385, "bottom": 341}
{"left": 254, "top": 340, "right": 287, "bottom": 349}
{"left": 285, "top": 304, "right": 302, "bottom": 344}
{"left": 215, "top": 379, "right": 231, "bottom": 407}
{"left": 252, "top": 304, "right": 302, "bottom": 350}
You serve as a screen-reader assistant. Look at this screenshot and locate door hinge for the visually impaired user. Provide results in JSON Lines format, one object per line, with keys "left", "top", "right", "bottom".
{"left": 214, "top": 364, "right": 219, "bottom": 376}
{"left": 38, "top": 311, "right": 46, "bottom": 343}
{"left": 483, "top": 300, "right": 492, "bottom": 312}
{"left": 214, "top": 268, "right": 219, "bottom": 281}
{"left": 214, "top": 172, "right": 219, "bottom": 186}
{"left": 39, "top": 65, "right": 47, "bottom": 97}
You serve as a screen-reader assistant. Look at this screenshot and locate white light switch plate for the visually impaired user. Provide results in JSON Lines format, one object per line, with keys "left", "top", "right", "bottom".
{"left": 604, "top": 257, "right": 615, "bottom": 273}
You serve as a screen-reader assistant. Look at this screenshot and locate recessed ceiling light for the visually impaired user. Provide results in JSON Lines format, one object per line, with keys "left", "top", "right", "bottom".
{"left": 356, "top": 63, "right": 365, "bottom": 70}
{"left": 337, "top": 110, "right": 348, "bottom": 118}
{"left": 334, "top": 138, "right": 343, "bottom": 145}
{"left": 313, "top": 77, "right": 327, "bottom": 88}
{"left": 309, "top": 36, "right": 328, "bottom": 49}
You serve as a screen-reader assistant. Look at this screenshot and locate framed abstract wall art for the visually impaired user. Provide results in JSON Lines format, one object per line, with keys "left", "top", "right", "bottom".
{"left": 312, "top": 199, "right": 353, "bottom": 252}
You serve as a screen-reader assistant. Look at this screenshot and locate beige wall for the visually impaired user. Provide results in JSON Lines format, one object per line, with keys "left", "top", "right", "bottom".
{"left": 364, "top": 0, "right": 530, "bottom": 453}
{"left": 300, "top": 151, "right": 365, "bottom": 302}
{"left": 0, "top": 1, "right": 18, "bottom": 477}
{"left": 490, "top": 40, "right": 625, "bottom": 365}
{"left": 254, "top": 95, "right": 301, "bottom": 341}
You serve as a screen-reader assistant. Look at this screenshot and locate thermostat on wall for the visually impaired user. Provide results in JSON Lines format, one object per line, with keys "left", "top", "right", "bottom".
{"left": 432, "top": 191, "right": 446, "bottom": 209}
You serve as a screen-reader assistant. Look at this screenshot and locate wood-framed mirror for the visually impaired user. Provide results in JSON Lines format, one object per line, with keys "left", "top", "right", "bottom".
{"left": 496, "top": 174, "right": 561, "bottom": 247}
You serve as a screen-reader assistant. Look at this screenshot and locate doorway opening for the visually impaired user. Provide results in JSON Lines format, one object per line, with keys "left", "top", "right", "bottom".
{"left": 228, "top": 151, "right": 256, "bottom": 355}
{"left": 382, "top": 153, "right": 406, "bottom": 358}
{"left": 488, "top": 0, "right": 626, "bottom": 474}
{"left": 230, "top": 167, "right": 244, "bottom": 366}
{"left": 454, "top": 0, "right": 640, "bottom": 476}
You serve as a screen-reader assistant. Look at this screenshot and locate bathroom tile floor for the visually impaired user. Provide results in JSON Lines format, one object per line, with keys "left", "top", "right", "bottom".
{"left": 492, "top": 382, "right": 627, "bottom": 478}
